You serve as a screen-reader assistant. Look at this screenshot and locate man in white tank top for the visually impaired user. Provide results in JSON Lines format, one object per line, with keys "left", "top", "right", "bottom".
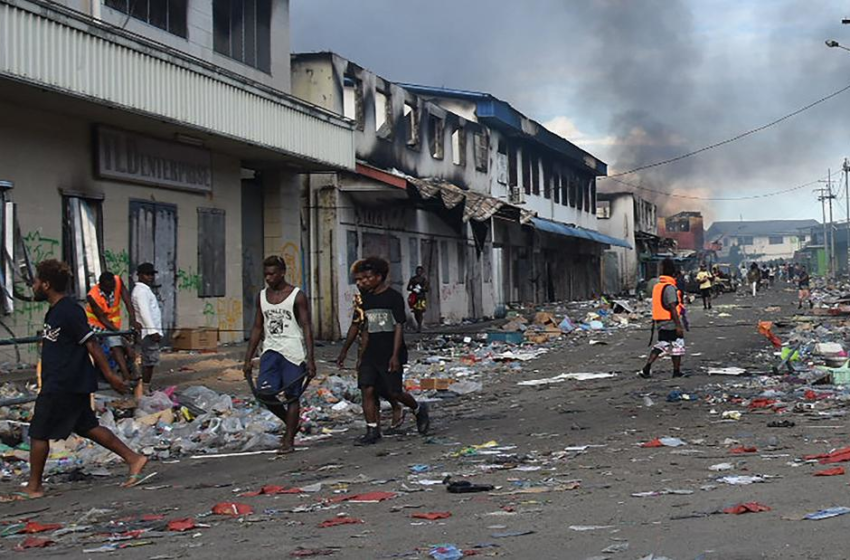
{"left": 243, "top": 256, "right": 316, "bottom": 454}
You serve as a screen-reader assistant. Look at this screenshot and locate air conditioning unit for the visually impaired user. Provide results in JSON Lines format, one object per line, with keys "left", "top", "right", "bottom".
{"left": 508, "top": 185, "right": 525, "bottom": 204}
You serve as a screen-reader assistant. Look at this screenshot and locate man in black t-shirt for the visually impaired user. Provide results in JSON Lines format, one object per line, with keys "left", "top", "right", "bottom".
{"left": 8, "top": 260, "right": 149, "bottom": 501}
{"left": 353, "top": 257, "right": 430, "bottom": 445}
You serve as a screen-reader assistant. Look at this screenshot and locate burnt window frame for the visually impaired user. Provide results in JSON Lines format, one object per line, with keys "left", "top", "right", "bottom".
{"left": 428, "top": 114, "right": 445, "bottom": 160}
{"left": 403, "top": 99, "right": 420, "bottom": 149}
{"left": 473, "top": 132, "right": 489, "bottom": 173}
{"left": 451, "top": 126, "right": 466, "bottom": 167}
{"left": 375, "top": 82, "right": 393, "bottom": 140}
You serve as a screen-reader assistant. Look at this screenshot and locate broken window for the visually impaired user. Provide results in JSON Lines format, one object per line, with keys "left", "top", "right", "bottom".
{"left": 577, "top": 176, "right": 585, "bottom": 210}
{"left": 197, "top": 208, "right": 226, "bottom": 297}
{"left": 507, "top": 141, "right": 518, "bottom": 188}
{"left": 403, "top": 101, "right": 419, "bottom": 148}
{"left": 553, "top": 172, "right": 560, "bottom": 204}
{"left": 597, "top": 200, "right": 611, "bottom": 219}
{"left": 343, "top": 74, "right": 364, "bottom": 130}
{"left": 106, "top": 0, "right": 187, "bottom": 38}
{"left": 429, "top": 115, "right": 445, "bottom": 160}
{"left": 375, "top": 85, "right": 393, "bottom": 139}
{"left": 451, "top": 127, "right": 466, "bottom": 167}
{"left": 531, "top": 154, "right": 540, "bottom": 196}
{"left": 62, "top": 195, "right": 104, "bottom": 299}
{"left": 543, "top": 162, "right": 551, "bottom": 200}
{"left": 456, "top": 242, "right": 466, "bottom": 284}
{"left": 769, "top": 236, "right": 784, "bottom": 245}
{"left": 589, "top": 180, "right": 597, "bottom": 213}
{"left": 473, "top": 132, "right": 489, "bottom": 173}
{"left": 521, "top": 148, "right": 531, "bottom": 195}
{"left": 496, "top": 140, "right": 508, "bottom": 185}
{"left": 212, "top": 0, "right": 271, "bottom": 72}
{"left": 440, "top": 240, "right": 450, "bottom": 284}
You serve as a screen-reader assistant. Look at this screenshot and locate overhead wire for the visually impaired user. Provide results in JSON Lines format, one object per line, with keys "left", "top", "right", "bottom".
{"left": 604, "top": 80, "right": 850, "bottom": 178}
{"left": 600, "top": 174, "right": 828, "bottom": 201}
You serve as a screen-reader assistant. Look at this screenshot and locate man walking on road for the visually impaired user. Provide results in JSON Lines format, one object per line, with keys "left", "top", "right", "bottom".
{"left": 747, "top": 263, "right": 761, "bottom": 297}
{"left": 8, "top": 260, "right": 148, "bottom": 501}
{"left": 641, "top": 258, "right": 685, "bottom": 379}
{"left": 798, "top": 266, "right": 813, "bottom": 309}
{"left": 86, "top": 271, "right": 141, "bottom": 398}
{"left": 696, "top": 264, "right": 713, "bottom": 310}
{"left": 354, "top": 257, "right": 429, "bottom": 445}
{"left": 243, "top": 256, "right": 316, "bottom": 454}
{"left": 131, "top": 263, "right": 162, "bottom": 395}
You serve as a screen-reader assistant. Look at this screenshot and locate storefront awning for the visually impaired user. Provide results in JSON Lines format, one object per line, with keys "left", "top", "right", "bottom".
{"left": 530, "top": 217, "right": 632, "bottom": 249}
{"left": 406, "top": 177, "right": 534, "bottom": 224}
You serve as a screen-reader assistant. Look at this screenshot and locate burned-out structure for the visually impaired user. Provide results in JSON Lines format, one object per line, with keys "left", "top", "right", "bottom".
{"left": 658, "top": 211, "right": 705, "bottom": 253}
{"left": 597, "top": 192, "right": 661, "bottom": 293}
{"left": 291, "top": 52, "right": 628, "bottom": 337}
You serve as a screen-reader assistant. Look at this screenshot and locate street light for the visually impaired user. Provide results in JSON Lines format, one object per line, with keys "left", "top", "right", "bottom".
{"left": 825, "top": 39, "right": 850, "bottom": 52}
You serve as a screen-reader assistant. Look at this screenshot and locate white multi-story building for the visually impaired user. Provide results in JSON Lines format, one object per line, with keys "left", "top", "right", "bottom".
{"left": 0, "top": 0, "right": 353, "bottom": 355}
{"left": 706, "top": 220, "right": 818, "bottom": 265}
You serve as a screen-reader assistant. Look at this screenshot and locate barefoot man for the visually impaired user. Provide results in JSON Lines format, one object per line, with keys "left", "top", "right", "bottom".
{"left": 9, "top": 259, "right": 147, "bottom": 500}
{"left": 243, "top": 256, "right": 316, "bottom": 454}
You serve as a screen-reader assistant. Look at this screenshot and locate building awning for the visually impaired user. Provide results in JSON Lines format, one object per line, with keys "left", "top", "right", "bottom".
{"left": 406, "top": 177, "right": 534, "bottom": 224}
{"left": 530, "top": 217, "right": 632, "bottom": 249}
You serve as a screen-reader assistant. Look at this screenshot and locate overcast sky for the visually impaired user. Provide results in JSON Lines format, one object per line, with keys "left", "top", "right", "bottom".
{"left": 292, "top": 1, "right": 850, "bottom": 226}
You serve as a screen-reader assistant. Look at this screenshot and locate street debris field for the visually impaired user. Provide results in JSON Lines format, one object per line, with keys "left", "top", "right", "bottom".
{"left": 3, "top": 286, "right": 850, "bottom": 558}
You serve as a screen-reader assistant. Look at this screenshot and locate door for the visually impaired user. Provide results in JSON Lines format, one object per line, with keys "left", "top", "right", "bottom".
{"left": 242, "top": 180, "right": 264, "bottom": 338}
{"left": 420, "top": 238, "right": 441, "bottom": 325}
{"left": 129, "top": 200, "right": 177, "bottom": 342}
{"left": 467, "top": 245, "right": 482, "bottom": 318}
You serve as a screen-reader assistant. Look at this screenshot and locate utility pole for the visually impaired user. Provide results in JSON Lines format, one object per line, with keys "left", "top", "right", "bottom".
{"left": 829, "top": 169, "right": 835, "bottom": 276}
{"left": 815, "top": 179, "right": 836, "bottom": 277}
{"left": 844, "top": 158, "right": 850, "bottom": 276}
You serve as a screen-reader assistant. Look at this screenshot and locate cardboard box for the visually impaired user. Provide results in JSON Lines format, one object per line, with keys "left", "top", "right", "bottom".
{"left": 420, "top": 378, "right": 451, "bottom": 391}
{"left": 171, "top": 328, "right": 219, "bottom": 351}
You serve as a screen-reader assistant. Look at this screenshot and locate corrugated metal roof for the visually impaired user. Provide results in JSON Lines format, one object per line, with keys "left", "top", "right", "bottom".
{"left": 0, "top": 0, "right": 354, "bottom": 170}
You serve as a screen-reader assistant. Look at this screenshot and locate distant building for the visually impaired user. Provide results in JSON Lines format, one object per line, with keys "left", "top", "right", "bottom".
{"left": 706, "top": 220, "right": 818, "bottom": 265}
{"left": 657, "top": 212, "right": 705, "bottom": 252}
{"left": 597, "top": 192, "right": 661, "bottom": 293}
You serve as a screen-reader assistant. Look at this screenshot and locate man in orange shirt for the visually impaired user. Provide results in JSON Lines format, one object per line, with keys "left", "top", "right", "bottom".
{"left": 640, "top": 258, "right": 686, "bottom": 379}
{"left": 85, "top": 272, "right": 141, "bottom": 395}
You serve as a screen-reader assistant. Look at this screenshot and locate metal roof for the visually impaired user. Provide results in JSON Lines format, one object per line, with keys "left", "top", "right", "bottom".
{"left": 530, "top": 217, "right": 632, "bottom": 249}
{"left": 706, "top": 219, "right": 820, "bottom": 238}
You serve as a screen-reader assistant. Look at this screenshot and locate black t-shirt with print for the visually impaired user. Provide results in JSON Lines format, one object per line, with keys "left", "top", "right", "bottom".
{"left": 361, "top": 287, "right": 408, "bottom": 368}
{"left": 41, "top": 297, "right": 98, "bottom": 394}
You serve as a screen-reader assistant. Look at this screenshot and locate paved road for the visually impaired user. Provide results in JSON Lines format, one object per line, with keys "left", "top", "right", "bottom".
{"left": 4, "top": 285, "right": 849, "bottom": 559}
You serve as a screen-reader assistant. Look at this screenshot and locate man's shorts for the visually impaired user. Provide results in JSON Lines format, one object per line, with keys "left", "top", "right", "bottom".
{"left": 140, "top": 335, "right": 161, "bottom": 367}
{"left": 654, "top": 329, "right": 685, "bottom": 356}
{"left": 257, "top": 350, "right": 307, "bottom": 399}
{"left": 28, "top": 393, "right": 98, "bottom": 440}
{"left": 104, "top": 335, "right": 125, "bottom": 349}
{"left": 358, "top": 363, "right": 403, "bottom": 398}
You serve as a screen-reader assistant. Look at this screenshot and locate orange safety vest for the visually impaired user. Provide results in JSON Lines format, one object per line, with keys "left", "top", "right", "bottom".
{"left": 85, "top": 275, "right": 123, "bottom": 329}
{"left": 652, "top": 275, "right": 683, "bottom": 321}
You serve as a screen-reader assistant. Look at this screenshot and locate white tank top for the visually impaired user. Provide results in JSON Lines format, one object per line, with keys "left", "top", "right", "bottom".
{"left": 260, "top": 287, "right": 306, "bottom": 364}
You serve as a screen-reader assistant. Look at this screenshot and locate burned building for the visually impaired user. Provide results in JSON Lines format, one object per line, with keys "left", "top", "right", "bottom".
{"left": 597, "top": 192, "right": 661, "bottom": 293}
{"left": 291, "top": 53, "right": 629, "bottom": 337}
{"left": 657, "top": 211, "right": 705, "bottom": 253}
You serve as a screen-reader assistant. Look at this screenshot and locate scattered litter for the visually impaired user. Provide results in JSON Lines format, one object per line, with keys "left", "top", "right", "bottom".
{"left": 804, "top": 507, "right": 850, "bottom": 520}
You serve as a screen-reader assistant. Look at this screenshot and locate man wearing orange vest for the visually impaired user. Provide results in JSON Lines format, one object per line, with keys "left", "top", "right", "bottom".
{"left": 640, "top": 258, "right": 686, "bottom": 379}
{"left": 85, "top": 272, "right": 141, "bottom": 396}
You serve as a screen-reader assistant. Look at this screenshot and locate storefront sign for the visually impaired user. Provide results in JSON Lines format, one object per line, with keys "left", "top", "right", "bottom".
{"left": 96, "top": 127, "right": 212, "bottom": 193}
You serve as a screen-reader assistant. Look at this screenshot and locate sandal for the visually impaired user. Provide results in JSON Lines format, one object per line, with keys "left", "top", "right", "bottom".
{"left": 0, "top": 491, "right": 40, "bottom": 502}
{"left": 122, "top": 471, "right": 158, "bottom": 488}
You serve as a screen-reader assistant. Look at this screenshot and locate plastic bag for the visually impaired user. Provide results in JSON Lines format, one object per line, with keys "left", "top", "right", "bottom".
{"left": 137, "top": 391, "right": 174, "bottom": 415}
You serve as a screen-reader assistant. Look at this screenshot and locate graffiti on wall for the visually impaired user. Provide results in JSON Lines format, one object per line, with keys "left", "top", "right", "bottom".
{"left": 177, "top": 267, "right": 202, "bottom": 293}
{"left": 23, "top": 231, "right": 59, "bottom": 264}
{"left": 104, "top": 249, "right": 130, "bottom": 277}
{"left": 280, "top": 242, "right": 302, "bottom": 287}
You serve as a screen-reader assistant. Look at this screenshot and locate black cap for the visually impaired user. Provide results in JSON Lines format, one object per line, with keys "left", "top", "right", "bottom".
{"left": 137, "top": 263, "right": 157, "bottom": 275}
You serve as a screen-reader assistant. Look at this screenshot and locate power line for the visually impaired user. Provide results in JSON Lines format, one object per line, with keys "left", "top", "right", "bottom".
{"left": 602, "top": 174, "right": 827, "bottom": 201}
{"left": 604, "top": 81, "right": 850, "bottom": 178}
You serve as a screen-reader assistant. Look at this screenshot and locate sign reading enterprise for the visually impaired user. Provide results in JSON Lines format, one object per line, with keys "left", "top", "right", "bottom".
{"left": 96, "top": 126, "right": 212, "bottom": 193}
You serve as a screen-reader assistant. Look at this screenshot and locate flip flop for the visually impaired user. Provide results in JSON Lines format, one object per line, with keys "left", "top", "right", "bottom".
{"left": 0, "top": 491, "right": 40, "bottom": 502}
{"left": 122, "top": 471, "right": 158, "bottom": 488}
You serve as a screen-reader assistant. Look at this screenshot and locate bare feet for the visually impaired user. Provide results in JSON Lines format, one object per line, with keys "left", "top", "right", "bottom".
{"left": 121, "top": 454, "right": 149, "bottom": 488}
{"left": 390, "top": 407, "right": 405, "bottom": 429}
{"left": 0, "top": 486, "right": 44, "bottom": 501}
{"left": 277, "top": 439, "right": 295, "bottom": 455}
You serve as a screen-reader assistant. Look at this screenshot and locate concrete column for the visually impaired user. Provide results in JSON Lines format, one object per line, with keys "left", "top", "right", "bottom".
{"left": 263, "top": 170, "right": 304, "bottom": 289}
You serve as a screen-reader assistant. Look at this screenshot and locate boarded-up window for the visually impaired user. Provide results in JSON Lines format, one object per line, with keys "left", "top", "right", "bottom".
{"left": 347, "top": 230, "right": 358, "bottom": 284}
{"left": 440, "top": 240, "right": 450, "bottom": 284}
{"left": 408, "top": 237, "right": 419, "bottom": 277}
{"left": 473, "top": 132, "right": 489, "bottom": 173}
{"left": 198, "top": 208, "right": 226, "bottom": 297}
{"left": 62, "top": 195, "right": 104, "bottom": 299}
{"left": 457, "top": 242, "right": 466, "bottom": 284}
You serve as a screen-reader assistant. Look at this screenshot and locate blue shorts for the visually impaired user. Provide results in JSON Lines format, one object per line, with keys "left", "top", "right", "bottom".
{"left": 257, "top": 351, "right": 307, "bottom": 399}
